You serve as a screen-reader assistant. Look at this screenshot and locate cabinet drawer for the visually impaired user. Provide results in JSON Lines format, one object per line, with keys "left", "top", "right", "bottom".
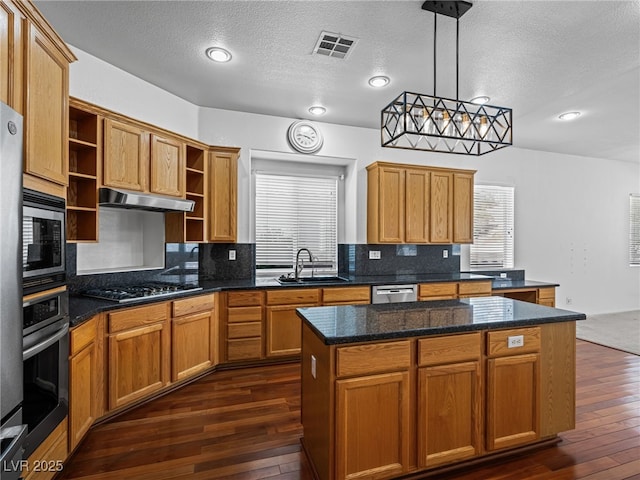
{"left": 418, "top": 332, "right": 481, "bottom": 366}
{"left": 458, "top": 281, "right": 492, "bottom": 296}
{"left": 227, "top": 290, "right": 263, "bottom": 307}
{"left": 266, "top": 288, "right": 320, "bottom": 306}
{"left": 322, "top": 286, "right": 371, "bottom": 304}
{"left": 108, "top": 302, "right": 167, "bottom": 333}
{"left": 538, "top": 288, "right": 556, "bottom": 300}
{"left": 227, "top": 338, "right": 262, "bottom": 361}
{"left": 336, "top": 340, "right": 411, "bottom": 377}
{"left": 172, "top": 293, "right": 215, "bottom": 317}
{"left": 227, "top": 306, "right": 262, "bottom": 323}
{"left": 419, "top": 283, "right": 457, "bottom": 298}
{"left": 487, "top": 327, "right": 541, "bottom": 357}
{"left": 228, "top": 322, "right": 262, "bottom": 339}
{"left": 70, "top": 316, "right": 97, "bottom": 354}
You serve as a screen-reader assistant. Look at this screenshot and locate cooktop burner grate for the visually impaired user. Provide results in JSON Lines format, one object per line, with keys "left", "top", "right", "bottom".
{"left": 83, "top": 282, "right": 203, "bottom": 303}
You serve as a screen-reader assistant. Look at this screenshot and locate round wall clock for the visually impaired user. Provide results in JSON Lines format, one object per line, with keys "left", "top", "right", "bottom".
{"left": 287, "top": 121, "right": 323, "bottom": 154}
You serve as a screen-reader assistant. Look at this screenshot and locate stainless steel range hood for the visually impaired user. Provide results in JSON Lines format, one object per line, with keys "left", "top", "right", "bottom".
{"left": 99, "top": 187, "right": 195, "bottom": 212}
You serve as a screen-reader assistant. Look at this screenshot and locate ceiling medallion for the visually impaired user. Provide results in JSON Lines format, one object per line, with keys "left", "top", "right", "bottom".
{"left": 380, "top": 1, "right": 513, "bottom": 156}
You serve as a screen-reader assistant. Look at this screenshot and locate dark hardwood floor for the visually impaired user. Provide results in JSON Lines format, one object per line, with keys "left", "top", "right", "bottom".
{"left": 60, "top": 340, "right": 640, "bottom": 480}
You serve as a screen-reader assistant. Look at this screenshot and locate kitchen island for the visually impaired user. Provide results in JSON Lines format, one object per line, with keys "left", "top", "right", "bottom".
{"left": 297, "top": 297, "right": 585, "bottom": 480}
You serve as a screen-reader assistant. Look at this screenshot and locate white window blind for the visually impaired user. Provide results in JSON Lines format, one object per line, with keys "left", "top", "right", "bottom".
{"left": 470, "top": 185, "right": 514, "bottom": 269}
{"left": 255, "top": 173, "right": 337, "bottom": 273}
{"left": 630, "top": 194, "right": 640, "bottom": 266}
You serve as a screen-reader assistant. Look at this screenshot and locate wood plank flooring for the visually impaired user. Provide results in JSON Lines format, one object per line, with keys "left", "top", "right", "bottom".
{"left": 59, "top": 340, "right": 639, "bottom": 480}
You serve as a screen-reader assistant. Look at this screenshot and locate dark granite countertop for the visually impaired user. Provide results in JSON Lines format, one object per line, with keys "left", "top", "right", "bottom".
{"left": 68, "top": 272, "right": 494, "bottom": 327}
{"left": 297, "top": 296, "right": 585, "bottom": 345}
{"left": 491, "top": 279, "right": 559, "bottom": 290}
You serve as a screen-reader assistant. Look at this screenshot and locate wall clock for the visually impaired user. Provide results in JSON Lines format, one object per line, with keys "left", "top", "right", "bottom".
{"left": 287, "top": 121, "right": 323, "bottom": 154}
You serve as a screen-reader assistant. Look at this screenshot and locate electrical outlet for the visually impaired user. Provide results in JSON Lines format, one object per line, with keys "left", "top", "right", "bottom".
{"left": 508, "top": 335, "right": 524, "bottom": 348}
{"left": 311, "top": 355, "right": 317, "bottom": 379}
{"left": 369, "top": 250, "right": 381, "bottom": 260}
{"left": 228, "top": 250, "right": 236, "bottom": 261}
{"left": 500, "top": 273, "right": 508, "bottom": 278}
{"left": 442, "top": 249, "right": 449, "bottom": 258}
{"left": 566, "top": 297, "right": 572, "bottom": 305}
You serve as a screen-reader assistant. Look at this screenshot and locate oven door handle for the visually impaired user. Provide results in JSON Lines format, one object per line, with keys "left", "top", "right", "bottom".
{"left": 23, "top": 323, "right": 69, "bottom": 361}
{"left": 0, "top": 424, "right": 28, "bottom": 463}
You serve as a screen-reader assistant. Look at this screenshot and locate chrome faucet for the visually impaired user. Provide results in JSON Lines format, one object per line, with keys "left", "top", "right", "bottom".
{"left": 295, "top": 248, "right": 314, "bottom": 281}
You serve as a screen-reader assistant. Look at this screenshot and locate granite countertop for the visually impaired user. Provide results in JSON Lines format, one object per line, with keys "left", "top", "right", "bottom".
{"left": 67, "top": 272, "right": 494, "bottom": 327}
{"left": 297, "top": 296, "right": 585, "bottom": 345}
{"left": 490, "top": 279, "right": 559, "bottom": 290}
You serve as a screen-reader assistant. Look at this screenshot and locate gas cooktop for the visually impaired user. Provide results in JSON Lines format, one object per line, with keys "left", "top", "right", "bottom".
{"left": 83, "top": 282, "right": 203, "bottom": 303}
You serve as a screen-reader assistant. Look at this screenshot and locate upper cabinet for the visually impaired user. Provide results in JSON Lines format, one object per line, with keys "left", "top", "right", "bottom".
{"left": 103, "top": 118, "right": 149, "bottom": 192}
{"left": 367, "top": 162, "right": 476, "bottom": 244}
{"left": 209, "top": 147, "right": 239, "bottom": 242}
{"left": 150, "top": 133, "right": 184, "bottom": 197}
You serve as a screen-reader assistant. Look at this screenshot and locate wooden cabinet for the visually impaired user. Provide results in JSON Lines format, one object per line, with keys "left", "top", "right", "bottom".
{"left": 69, "top": 315, "right": 104, "bottom": 451}
{"left": 67, "top": 100, "right": 100, "bottom": 242}
{"left": 103, "top": 118, "right": 149, "bottom": 192}
{"left": 171, "top": 293, "right": 217, "bottom": 382}
{"left": 24, "top": 18, "right": 72, "bottom": 186}
{"left": 335, "top": 340, "right": 412, "bottom": 480}
{"left": 1, "top": 0, "right": 24, "bottom": 113}
{"left": 367, "top": 162, "right": 475, "bottom": 244}
{"left": 419, "top": 281, "right": 492, "bottom": 301}
{"left": 417, "top": 333, "right": 482, "bottom": 468}
{"left": 322, "top": 286, "right": 371, "bottom": 306}
{"left": 208, "top": 147, "right": 239, "bottom": 242}
{"left": 265, "top": 288, "right": 320, "bottom": 357}
{"left": 21, "top": 418, "right": 67, "bottom": 480}
{"left": 486, "top": 327, "right": 540, "bottom": 451}
{"left": 537, "top": 287, "right": 556, "bottom": 307}
{"left": 492, "top": 286, "right": 557, "bottom": 307}
{"left": 107, "top": 303, "right": 170, "bottom": 409}
{"left": 225, "top": 290, "right": 264, "bottom": 362}
{"left": 150, "top": 133, "right": 184, "bottom": 197}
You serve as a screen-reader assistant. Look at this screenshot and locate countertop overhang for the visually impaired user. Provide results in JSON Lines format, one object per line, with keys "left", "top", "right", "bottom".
{"left": 297, "top": 296, "right": 585, "bottom": 345}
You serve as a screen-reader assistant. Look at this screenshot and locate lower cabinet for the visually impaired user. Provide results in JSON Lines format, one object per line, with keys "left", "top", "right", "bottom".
{"left": 22, "top": 419, "right": 67, "bottom": 480}
{"left": 225, "top": 290, "right": 264, "bottom": 361}
{"left": 265, "top": 303, "right": 314, "bottom": 357}
{"left": 107, "top": 302, "right": 171, "bottom": 409}
{"left": 419, "top": 281, "right": 492, "bottom": 301}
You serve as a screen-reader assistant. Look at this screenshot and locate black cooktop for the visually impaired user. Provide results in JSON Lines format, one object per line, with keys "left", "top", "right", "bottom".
{"left": 83, "top": 282, "right": 202, "bottom": 303}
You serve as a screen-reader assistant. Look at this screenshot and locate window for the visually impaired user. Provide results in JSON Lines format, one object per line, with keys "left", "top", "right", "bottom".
{"left": 255, "top": 171, "right": 338, "bottom": 275}
{"left": 470, "top": 185, "right": 514, "bottom": 269}
{"left": 630, "top": 194, "right": 640, "bottom": 266}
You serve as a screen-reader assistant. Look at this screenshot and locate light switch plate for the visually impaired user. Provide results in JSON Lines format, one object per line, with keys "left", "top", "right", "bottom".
{"left": 369, "top": 250, "right": 381, "bottom": 260}
{"left": 228, "top": 250, "right": 236, "bottom": 260}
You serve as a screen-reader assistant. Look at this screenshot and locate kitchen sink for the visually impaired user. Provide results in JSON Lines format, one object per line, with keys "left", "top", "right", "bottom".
{"left": 277, "top": 276, "right": 350, "bottom": 285}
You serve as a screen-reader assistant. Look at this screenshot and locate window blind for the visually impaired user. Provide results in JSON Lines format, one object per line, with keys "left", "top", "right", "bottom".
{"left": 255, "top": 173, "right": 337, "bottom": 272}
{"left": 630, "top": 194, "right": 640, "bottom": 266}
{"left": 470, "top": 185, "right": 514, "bottom": 269}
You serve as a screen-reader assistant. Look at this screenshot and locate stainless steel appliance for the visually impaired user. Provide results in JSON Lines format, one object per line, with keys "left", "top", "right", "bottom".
{"left": 83, "top": 282, "right": 202, "bottom": 303}
{"left": 99, "top": 187, "right": 194, "bottom": 212}
{"left": 0, "top": 102, "right": 28, "bottom": 480}
{"left": 22, "top": 289, "right": 69, "bottom": 458}
{"left": 23, "top": 188, "right": 66, "bottom": 295}
{"left": 371, "top": 284, "right": 418, "bottom": 304}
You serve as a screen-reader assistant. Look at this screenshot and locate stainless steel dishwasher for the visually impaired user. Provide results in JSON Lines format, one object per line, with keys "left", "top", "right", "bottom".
{"left": 371, "top": 284, "right": 418, "bottom": 304}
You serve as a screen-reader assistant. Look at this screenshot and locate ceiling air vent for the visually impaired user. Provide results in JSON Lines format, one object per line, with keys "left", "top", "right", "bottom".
{"left": 313, "top": 31, "right": 358, "bottom": 59}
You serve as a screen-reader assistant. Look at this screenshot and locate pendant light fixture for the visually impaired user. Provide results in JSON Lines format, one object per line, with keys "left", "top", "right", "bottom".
{"left": 381, "top": 1, "right": 512, "bottom": 156}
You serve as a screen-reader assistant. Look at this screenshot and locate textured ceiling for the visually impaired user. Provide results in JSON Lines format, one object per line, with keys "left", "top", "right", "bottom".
{"left": 35, "top": 0, "right": 640, "bottom": 163}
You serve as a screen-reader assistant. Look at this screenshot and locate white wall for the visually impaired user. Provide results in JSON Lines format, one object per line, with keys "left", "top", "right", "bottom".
{"left": 69, "top": 47, "right": 640, "bottom": 315}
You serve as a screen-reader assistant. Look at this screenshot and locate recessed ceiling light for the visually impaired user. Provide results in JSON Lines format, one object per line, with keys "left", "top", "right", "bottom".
{"left": 206, "top": 47, "right": 232, "bottom": 63}
{"left": 368, "top": 76, "right": 390, "bottom": 88}
{"left": 308, "top": 105, "right": 326, "bottom": 116}
{"left": 470, "top": 96, "right": 490, "bottom": 105}
{"left": 558, "top": 111, "right": 581, "bottom": 121}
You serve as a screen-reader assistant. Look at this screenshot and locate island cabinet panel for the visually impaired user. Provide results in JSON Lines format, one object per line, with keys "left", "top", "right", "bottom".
{"left": 336, "top": 371, "right": 411, "bottom": 480}
{"left": 107, "top": 303, "right": 170, "bottom": 409}
{"left": 336, "top": 340, "right": 411, "bottom": 377}
{"left": 150, "top": 133, "right": 184, "bottom": 197}
{"left": 103, "top": 118, "right": 149, "bottom": 192}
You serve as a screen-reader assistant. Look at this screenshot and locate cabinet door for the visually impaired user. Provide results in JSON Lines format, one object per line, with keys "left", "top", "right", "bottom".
{"left": 487, "top": 353, "right": 540, "bottom": 451}
{"left": 108, "top": 322, "right": 169, "bottom": 409}
{"left": 377, "top": 166, "right": 405, "bottom": 243}
{"left": 103, "top": 118, "right": 149, "bottom": 191}
{"left": 430, "top": 171, "right": 452, "bottom": 243}
{"left": 69, "top": 342, "right": 96, "bottom": 451}
{"left": 209, "top": 149, "right": 238, "bottom": 242}
{"left": 418, "top": 361, "right": 481, "bottom": 468}
{"left": 453, "top": 172, "right": 474, "bottom": 243}
{"left": 265, "top": 304, "right": 310, "bottom": 357}
{"left": 24, "top": 22, "right": 69, "bottom": 185}
{"left": 0, "top": 0, "right": 23, "bottom": 112}
{"left": 405, "top": 168, "right": 430, "bottom": 243}
{"left": 172, "top": 311, "right": 212, "bottom": 382}
{"left": 336, "top": 372, "right": 410, "bottom": 480}
{"left": 150, "top": 133, "right": 184, "bottom": 197}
